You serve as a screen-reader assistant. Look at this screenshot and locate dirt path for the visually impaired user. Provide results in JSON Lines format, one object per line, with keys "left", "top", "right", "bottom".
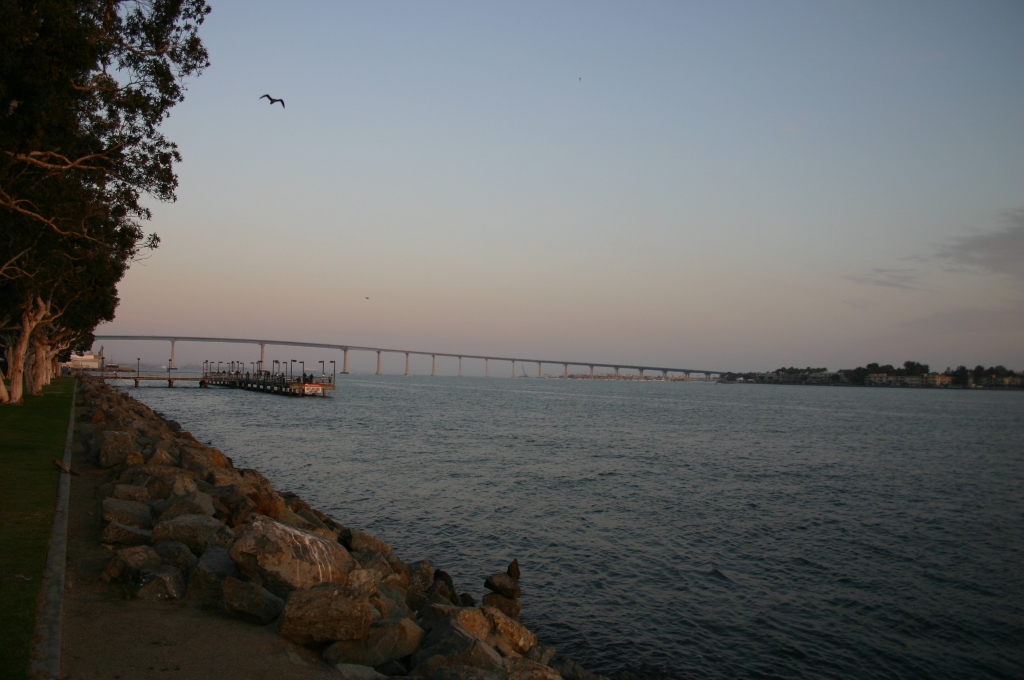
{"left": 59, "top": 419, "right": 337, "bottom": 680}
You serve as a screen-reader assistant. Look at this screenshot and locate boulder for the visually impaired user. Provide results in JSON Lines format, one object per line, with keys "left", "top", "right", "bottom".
{"left": 101, "top": 498, "right": 152, "bottom": 529}
{"left": 420, "top": 605, "right": 492, "bottom": 641}
{"left": 146, "top": 447, "right": 177, "bottom": 467}
{"left": 411, "top": 620, "right": 504, "bottom": 675}
{"left": 180, "top": 445, "right": 231, "bottom": 475}
{"left": 548, "top": 658, "right": 597, "bottom": 680}
{"left": 506, "top": 560, "right": 520, "bottom": 582}
{"left": 98, "top": 431, "right": 134, "bottom": 468}
{"left": 353, "top": 551, "right": 394, "bottom": 579}
{"left": 409, "top": 560, "right": 435, "bottom": 593}
{"left": 209, "top": 488, "right": 257, "bottom": 527}
{"left": 228, "top": 518, "right": 356, "bottom": 597}
{"left": 376, "top": 583, "right": 412, "bottom": 621}
{"left": 482, "top": 594, "right": 521, "bottom": 620}
{"left": 348, "top": 528, "right": 392, "bottom": 555}
{"left": 239, "top": 469, "right": 287, "bottom": 519}
{"left": 484, "top": 574, "right": 520, "bottom": 600}
{"left": 481, "top": 607, "right": 536, "bottom": 654}
{"left": 460, "top": 593, "right": 477, "bottom": 607}
{"left": 206, "top": 466, "right": 244, "bottom": 488}
{"left": 112, "top": 484, "right": 150, "bottom": 503}
{"left": 332, "top": 664, "right": 387, "bottom": 680}
{"left": 162, "top": 472, "right": 198, "bottom": 497}
{"left": 153, "top": 541, "right": 198, "bottom": 573}
{"left": 323, "top": 617, "right": 424, "bottom": 667}
{"left": 278, "top": 584, "right": 373, "bottom": 645}
{"left": 504, "top": 658, "right": 562, "bottom": 680}
{"left": 385, "top": 554, "right": 411, "bottom": 585}
{"left": 152, "top": 514, "right": 234, "bottom": 555}
{"left": 431, "top": 667, "right": 511, "bottom": 680}
{"left": 101, "top": 545, "right": 162, "bottom": 582}
{"left": 101, "top": 521, "right": 152, "bottom": 546}
{"left": 157, "top": 491, "right": 215, "bottom": 521}
{"left": 346, "top": 569, "right": 381, "bottom": 598}
{"left": 136, "top": 565, "right": 186, "bottom": 600}
{"left": 186, "top": 546, "right": 239, "bottom": 600}
{"left": 222, "top": 576, "right": 284, "bottom": 624}
{"left": 524, "top": 646, "right": 556, "bottom": 667}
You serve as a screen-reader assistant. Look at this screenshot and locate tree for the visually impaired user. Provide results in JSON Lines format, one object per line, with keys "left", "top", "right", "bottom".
{"left": 0, "top": 0, "right": 210, "bottom": 403}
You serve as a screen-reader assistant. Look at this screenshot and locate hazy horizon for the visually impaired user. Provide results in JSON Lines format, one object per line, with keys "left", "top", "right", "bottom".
{"left": 96, "top": 1, "right": 1024, "bottom": 372}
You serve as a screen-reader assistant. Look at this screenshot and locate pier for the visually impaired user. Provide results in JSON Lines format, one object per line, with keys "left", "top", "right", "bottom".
{"left": 91, "top": 370, "right": 335, "bottom": 396}
{"left": 92, "top": 335, "right": 729, "bottom": 381}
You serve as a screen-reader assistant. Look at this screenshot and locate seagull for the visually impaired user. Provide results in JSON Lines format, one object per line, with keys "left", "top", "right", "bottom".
{"left": 579, "top": 77, "right": 581, "bottom": 81}
{"left": 259, "top": 94, "right": 285, "bottom": 108}
{"left": 365, "top": 297, "right": 370, "bottom": 300}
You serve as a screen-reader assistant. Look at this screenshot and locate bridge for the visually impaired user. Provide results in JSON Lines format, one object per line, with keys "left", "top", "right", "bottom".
{"left": 92, "top": 335, "right": 728, "bottom": 380}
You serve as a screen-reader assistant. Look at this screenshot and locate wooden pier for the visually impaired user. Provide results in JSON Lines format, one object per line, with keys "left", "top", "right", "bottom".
{"left": 201, "top": 371, "right": 335, "bottom": 397}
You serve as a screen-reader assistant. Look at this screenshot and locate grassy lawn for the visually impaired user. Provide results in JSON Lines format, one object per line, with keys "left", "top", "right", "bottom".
{"left": 0, "top": 378, "right": 75, "bottom": 680}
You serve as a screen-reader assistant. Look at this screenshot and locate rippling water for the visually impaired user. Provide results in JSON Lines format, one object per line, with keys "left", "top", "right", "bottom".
{"left": 119, "top": 377, "right": 1024, "bottom": 679}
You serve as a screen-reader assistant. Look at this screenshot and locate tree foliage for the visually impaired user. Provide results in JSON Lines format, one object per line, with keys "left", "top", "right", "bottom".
{"left": 0, "top": 0, "right": 210, "bottom": 403}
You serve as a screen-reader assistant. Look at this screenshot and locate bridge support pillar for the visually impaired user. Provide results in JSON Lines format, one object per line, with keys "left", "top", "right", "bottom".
{"left": 589, "top": 365, "right": 594, "bottom": 378}
{"left": 537, "top": 362, "right": 542, "bottom": 378}
{"left": 170, "top": 340, "right": 176, "bottom": 370}
{"left": 662, "top": 370, "right": 668, "bottom": 379}
{"left": 512, "top": 360, "right": 516, "bottom": 378}
{"left": 563, "top": 363, "right": 569, "bottom": 378}
{"left": 405, "top": 353, "right": 410, "bottom": 376}
{"left": 458, "top": 357, "right": 463, "bottom": 377}
{"left": 134, "top": 379, "right": 140, "bottom": 388}
{"left": 639, "top": 368, "right": 645, "bottom": 378}
{"left": 376, "top": 351, "right": 382, "bottom": 375}
{"left": 342, "top": 349, "right": 350, "bottom": 374}
{"left": 431, "top": 355, "right": 437, "bottom": 377}
{"left": 614, "top": 367, "right": 620, "bottom": 378}
{"left": 260, "top": 343, "right": 266, "bottom": 369}
{"left": 485, "top": 358, "right": 489, "bottom": 378}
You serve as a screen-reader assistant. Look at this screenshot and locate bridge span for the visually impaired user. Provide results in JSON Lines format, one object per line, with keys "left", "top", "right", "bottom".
{"left": 92, "top": 335, "right": 727, "bottom": 380}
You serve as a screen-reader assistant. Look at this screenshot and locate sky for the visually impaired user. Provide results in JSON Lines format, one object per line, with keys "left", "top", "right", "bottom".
{"left": 97, "top": 0, "right": 1024, "bottom": 374}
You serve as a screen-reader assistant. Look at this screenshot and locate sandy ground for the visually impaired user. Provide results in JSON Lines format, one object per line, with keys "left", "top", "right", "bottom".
{"left": 59, "top": 422, "right": 338, "bottom": 680}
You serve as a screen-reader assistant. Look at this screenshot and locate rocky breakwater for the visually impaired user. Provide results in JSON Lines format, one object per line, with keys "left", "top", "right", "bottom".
{"left": 74, "top": 377, "right": 613, "bottom": 680}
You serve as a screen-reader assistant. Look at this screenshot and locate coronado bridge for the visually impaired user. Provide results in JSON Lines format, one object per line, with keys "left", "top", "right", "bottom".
{"left": 92, "top": 335, "right": 728, "bottom": 380}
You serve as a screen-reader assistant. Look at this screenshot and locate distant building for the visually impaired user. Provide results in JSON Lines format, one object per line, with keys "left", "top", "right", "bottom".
{"left": 64, "top": 352, "right": 102, "bottom": 370}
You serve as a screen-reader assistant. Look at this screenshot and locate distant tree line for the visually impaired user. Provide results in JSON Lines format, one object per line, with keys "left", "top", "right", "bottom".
{"left": 723, "top": 361, "right": 1021, "bottom": 387}
{"left": 0, "top": 0, "right": 210, "bottom": 404}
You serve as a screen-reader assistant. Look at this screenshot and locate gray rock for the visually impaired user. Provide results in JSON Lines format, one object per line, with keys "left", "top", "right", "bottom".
{"left": 209, "top": 487, "right": 257, "bottom": 527}
{"left": 480, "top": 607, "right": 536, "bottom": 654}
{"left": 349, "top": 528, "right": 392, "bottom": 555}
{"left": 102, "top": 497, "right": 152, "bottom": 529}
{"left": 229, "top": 517, "right": 356, "bottom": 597}
{"left": 504, "top": 658, "right": 562, "bottom": 680}
{"left": 101, "top": 521, "right": 152, "bottom": 546}
{"left": 549, "top": 657, "right": 597, "bottom": 680}
{"left": 278, "top": 583, "right": 373, "bottom": 645}
{"left": 222, "top": 576, "right": 284, "bottom": 624}
{"left": 101, "top": 545, "right": 162, "bottom": 582}
{"left": 376, "top": 583, "right": 412, "bottom": 620}
{"left": 432, "top": 667, "right": 511, "bottom": 680}
{"left": 152, "top": 514, "right": 234, "bottom": 555}
{"left": 153, "top": 541, "right": 198, "bottom": 573}
{"left": 484, "top": 574, "right": 520, "bottom": 600}
{"left": 332, "top": 664, "right": 387, "bottom": 680}
{"left": 157, "top": 491, "right": 215, "bottom": 521}
{"left": 323, "top": 617, "right": 424, "bottom": 668}
{"left": 98, "top": 431, "right": 134, "bottom": 468}
{"left": 136, "top": 565, "right": 185, "bottom": 600}
{"left": 411, "top": 619, "right": 504, "bottom": 675}
{"left": 186, "top": 546, "right": 239, "bottom": 600}
{"left": 112, "top": 484, "right": 150, "bottom": 503}
{"left": 524, "top": 646, "right": 556, "bottom": 667}
{"left": 409, "top": 560, "right": 435, "bottom": 593}
{"left": 162, "top": 472, "right": 198, "bottom": 497}
{"left": 482, "top": 593, "right": 521, "bottom": 620}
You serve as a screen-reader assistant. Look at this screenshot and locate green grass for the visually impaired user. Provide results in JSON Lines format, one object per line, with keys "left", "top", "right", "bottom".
{"left": 0, "top": 378, "right": 75, "bottom": 680}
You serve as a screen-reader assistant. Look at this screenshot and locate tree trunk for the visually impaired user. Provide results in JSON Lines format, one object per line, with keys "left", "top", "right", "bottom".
{"left": 6, "top": 298, "right": 48, "bottom": 405}
{"left": 0, "top": 369, "right": 9, "bottom": 404}
{"left": 30, "top": 336, "right": 48, "bottom": 395}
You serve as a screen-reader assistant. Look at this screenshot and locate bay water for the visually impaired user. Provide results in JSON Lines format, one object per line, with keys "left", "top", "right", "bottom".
{"left": 121, "top": 377, "right": 1023, "bottom": 679}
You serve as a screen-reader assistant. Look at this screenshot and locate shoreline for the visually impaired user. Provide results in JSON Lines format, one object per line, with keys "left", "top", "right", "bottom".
{"left": 62, "top": 376, "right": 617, "bottom": 680}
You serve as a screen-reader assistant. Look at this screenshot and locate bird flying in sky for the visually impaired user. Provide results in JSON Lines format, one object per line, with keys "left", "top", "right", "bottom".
{"left": 260, "top": 94, "right": 285, "bottom": 108}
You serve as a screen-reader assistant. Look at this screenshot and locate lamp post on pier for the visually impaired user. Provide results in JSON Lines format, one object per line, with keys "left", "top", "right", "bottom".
{"left": 299, "top": 361, "right": 305, "bottom": 381}
{"left": 137, "top": 358, "right": 140, "bottom": 379}
{"left": 290, "top": 360, "right": 296, "bottom": 378}
{"left": 319, "top": 361, "right": 325, "bottom": 380}
{"left": 330, "top": 361, "right": 336, "bottom": 384}
{"left": 217, "top": 361, "right": 222, "bottom": 373}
